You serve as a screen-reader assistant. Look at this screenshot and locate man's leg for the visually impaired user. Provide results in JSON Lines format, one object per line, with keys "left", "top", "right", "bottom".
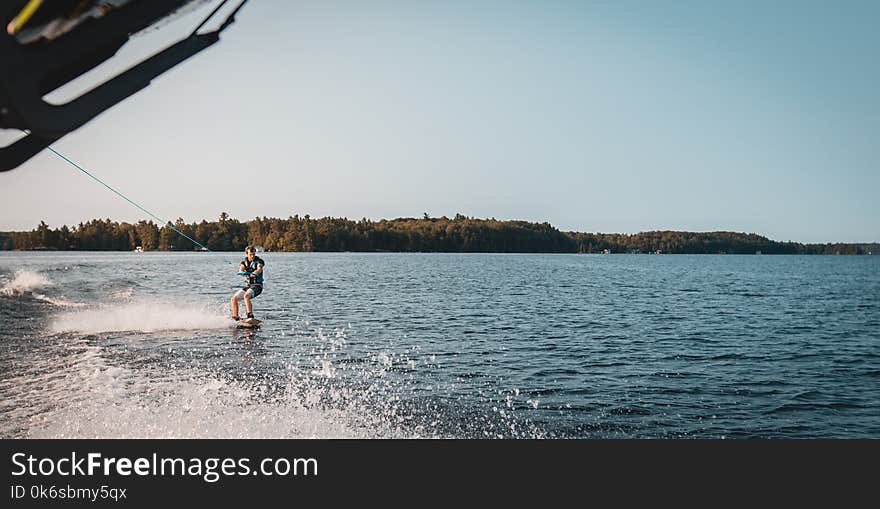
{"left": 244, "top": 290, "right": 253, "bottom": 317}
{"left": 231, "top": 292, "right": 241, "bottom": 319}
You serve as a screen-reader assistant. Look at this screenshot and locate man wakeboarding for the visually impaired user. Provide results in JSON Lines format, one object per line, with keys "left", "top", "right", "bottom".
{"left": 231, "top": 245, "right": 264, "bottom": 322}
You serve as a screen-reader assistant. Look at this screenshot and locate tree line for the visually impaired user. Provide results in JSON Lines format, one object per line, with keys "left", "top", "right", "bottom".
{"left": 0, "top": 213, "right": 875, "bottom": 255}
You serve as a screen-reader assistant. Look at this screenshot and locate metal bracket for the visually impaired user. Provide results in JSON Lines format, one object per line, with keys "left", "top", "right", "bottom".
{"left": 0, "top": 0, "right": 248, "bottom": 172}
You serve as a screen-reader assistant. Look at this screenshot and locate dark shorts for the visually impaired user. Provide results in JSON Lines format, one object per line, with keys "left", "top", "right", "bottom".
{"left": 235, "top": 284, "right": 262, "bottom": 299}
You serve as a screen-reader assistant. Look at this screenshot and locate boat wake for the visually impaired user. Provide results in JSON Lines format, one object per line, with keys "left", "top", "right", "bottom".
{"left": 1, "top": 338, "right": 381, "bottom": 439}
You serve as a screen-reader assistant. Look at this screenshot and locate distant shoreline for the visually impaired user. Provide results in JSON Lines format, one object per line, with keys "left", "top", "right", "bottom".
{"left": 1, "top": 214, "right": 877, "bottom": 255}
{"left": 2, "top": 250, "right": 877, "bottom": 256}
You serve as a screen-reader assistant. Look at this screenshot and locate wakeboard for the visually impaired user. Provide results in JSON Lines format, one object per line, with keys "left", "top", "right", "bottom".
{"left": 235, "top": 317, "right": 262, "bottom": 328}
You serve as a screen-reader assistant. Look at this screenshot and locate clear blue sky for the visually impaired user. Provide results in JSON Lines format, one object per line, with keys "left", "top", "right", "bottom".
{"left": 2, "top": 0, "right": 878, "bottom": 243}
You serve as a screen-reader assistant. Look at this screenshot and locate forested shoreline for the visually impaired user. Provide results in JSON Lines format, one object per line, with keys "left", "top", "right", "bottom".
{"left": 0, "top": 213, "right": 875, "bottom": 255}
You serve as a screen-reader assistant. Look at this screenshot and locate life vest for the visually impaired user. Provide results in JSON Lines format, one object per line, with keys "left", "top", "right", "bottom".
{"left": 241, "top": 256, "right": 265, "bottom": 285}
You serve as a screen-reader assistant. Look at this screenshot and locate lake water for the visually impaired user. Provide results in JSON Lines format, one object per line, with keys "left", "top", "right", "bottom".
{"left": 1, "top": 252, "right": 877, "bottom": 438}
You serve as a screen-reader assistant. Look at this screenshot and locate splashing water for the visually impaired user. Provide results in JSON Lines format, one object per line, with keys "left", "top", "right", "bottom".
{"left": 32, "top": 293, "right": 87, "bottom": 308}
{"left": 1, "top": 338, "right": 383, "bottom": 439}
{"left": 50, "top": 300, "right": 231, "bottom": 333}
{"left": 1, "top": 270, "right": 51, "bottom": 296}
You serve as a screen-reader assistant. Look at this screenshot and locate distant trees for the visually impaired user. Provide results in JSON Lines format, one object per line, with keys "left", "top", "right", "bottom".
{"left": 0, "top": 214, "right": 874, "bottom": 254}
{"left": 135, "top": 221, "right": 159, "bottom": 250}
{"left": 569, "top": 231, "right": 800, "bottom": 254}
